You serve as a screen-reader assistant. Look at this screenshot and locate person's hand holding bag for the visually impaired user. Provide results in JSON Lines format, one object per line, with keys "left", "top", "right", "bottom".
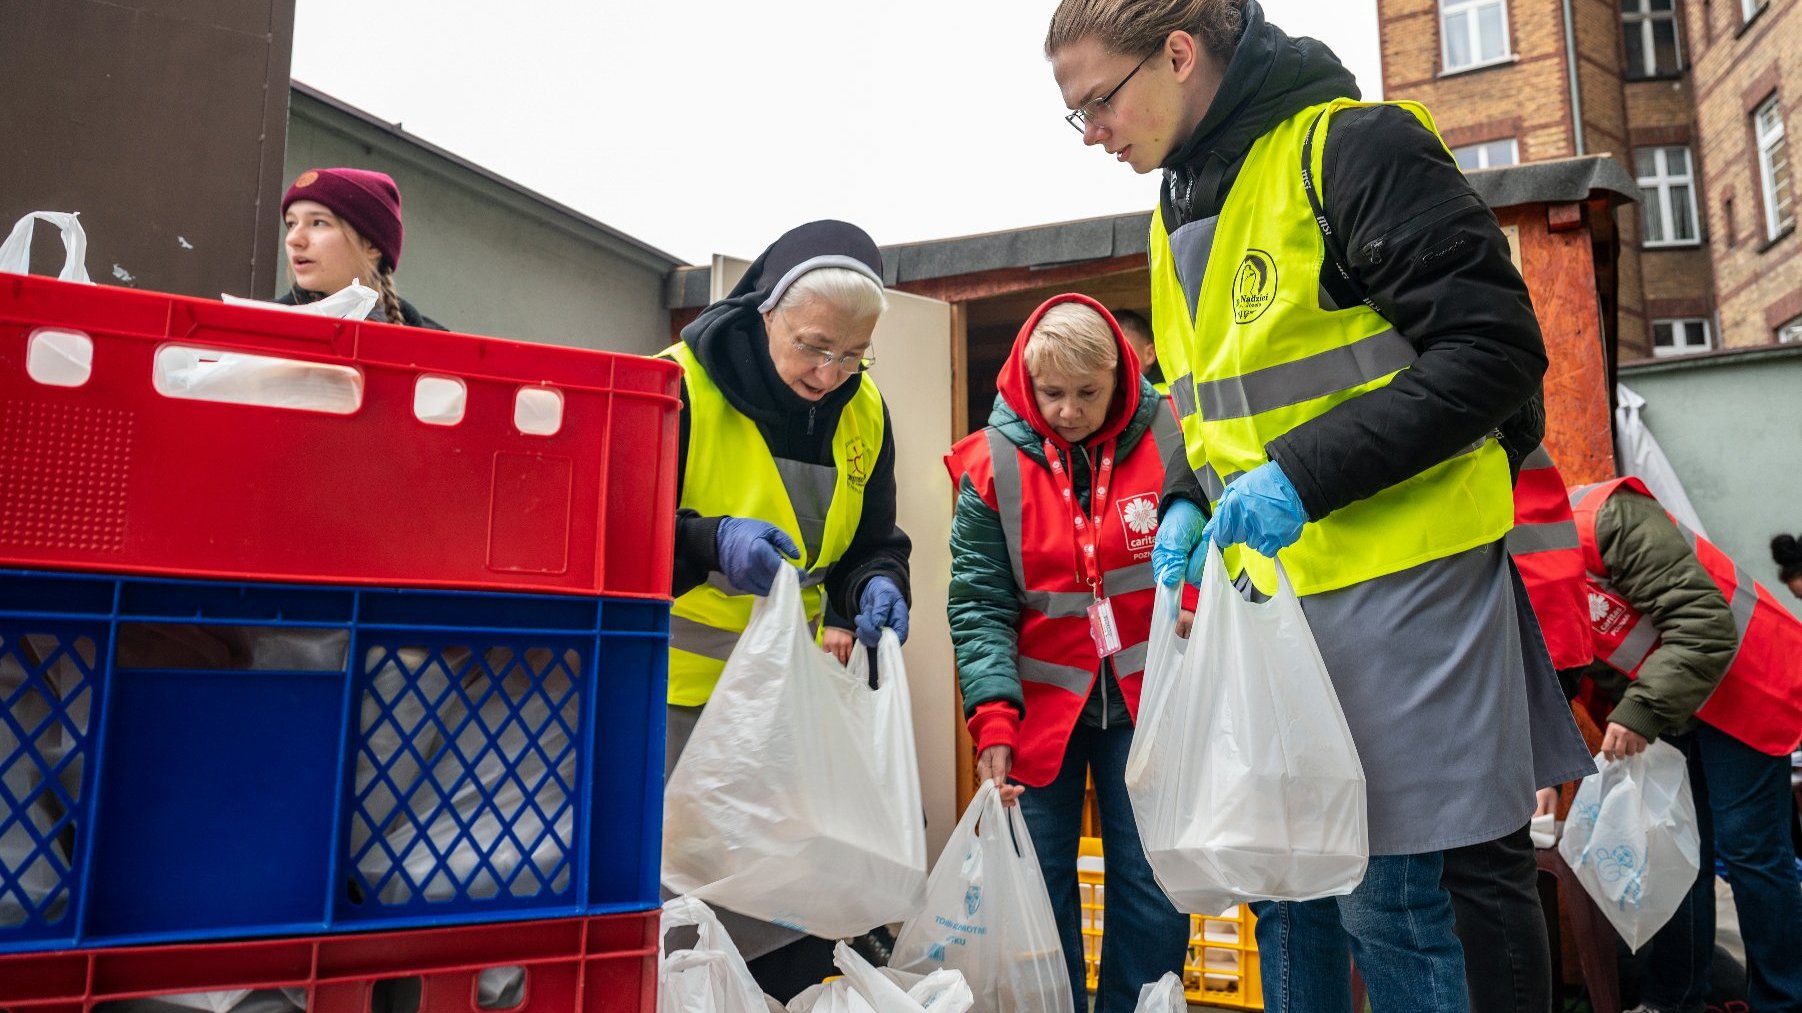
{"left": 714, "top": 517, "right": 801, "bottom": 595}
{"left": 1152, "top": 498, "right": 1208, "bottom": 588}
{"left": 855, "top": 576, "right": 909, "bottom": 647}
{"left": 1202, "top": 461, "right": 1308, "bottom": 556}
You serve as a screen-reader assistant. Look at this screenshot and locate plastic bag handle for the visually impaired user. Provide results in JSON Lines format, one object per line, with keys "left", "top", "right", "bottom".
{"left": 0, "top": 212, "right": 92, "bottom": 283}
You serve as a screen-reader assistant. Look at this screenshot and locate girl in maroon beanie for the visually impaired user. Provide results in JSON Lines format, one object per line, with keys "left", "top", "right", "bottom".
{"left": 278, "top": 167, "right": 444, "bottom": 330}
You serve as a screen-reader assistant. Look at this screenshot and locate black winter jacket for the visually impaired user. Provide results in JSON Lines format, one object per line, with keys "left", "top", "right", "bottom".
{"left": 1159, "top": 0, "right": 1547, "bottom": 518}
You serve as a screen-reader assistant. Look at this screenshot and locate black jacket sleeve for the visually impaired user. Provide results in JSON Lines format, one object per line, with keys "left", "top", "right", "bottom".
{"left": 671, "top": 379, "right": 723, "bottom": 596}
{"left": 1266, "top": 104, "right": 1548, "bottom": 520}
{"left": 825, "top": 402, "right": 912, "bottom": 620}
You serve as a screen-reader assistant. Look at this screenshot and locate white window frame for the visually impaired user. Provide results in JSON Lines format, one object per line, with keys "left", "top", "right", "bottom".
{"left": 1621, "top": 0, "right": 1682, "bottom": 77}
{"left": 1755, "top": 96, "right": 1794, "bottom": 240}
{"left": 1440, "top": 0, "right": 1513, "bottom": 73}
{"left": 1453, "top": 138, "right": 1520, "bottom": 171}
{"left": 1740, "top": 0, "right": 1765, "bottom": 23}
{"left": 1651, "top": 318, "right": 1712, "bottom": 356}
{"left": 1779, "top": 317, "right": 1802, "bottom": 344}
{"left": 1637, "top": 146, "right": 1701, "bottom": 247}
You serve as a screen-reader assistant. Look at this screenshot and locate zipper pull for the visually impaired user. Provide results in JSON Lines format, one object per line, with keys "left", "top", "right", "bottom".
{"left": 807, "top": 404, "right": 816, "bottom": 436}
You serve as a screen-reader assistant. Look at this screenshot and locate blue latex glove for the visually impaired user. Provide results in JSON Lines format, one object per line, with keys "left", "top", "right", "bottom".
{"left": 714, "top": 517, "right": 800, "bottom": 596}
{"left": 1201, "top": 461, "right": 1308, "bottom": 558}
{"left": 855, "top": 576, "right": 909, "bottom": 647}
{"left": 1152, "top": 497, "right": 1209, "bottom": 589}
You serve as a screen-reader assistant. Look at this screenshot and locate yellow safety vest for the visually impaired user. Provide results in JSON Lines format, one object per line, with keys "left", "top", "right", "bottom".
{"left": 660, "top": 342, "right": 884, "bottom": 706}
{"left": 1149, "top": 98, "right": 1514, "bottom": 597}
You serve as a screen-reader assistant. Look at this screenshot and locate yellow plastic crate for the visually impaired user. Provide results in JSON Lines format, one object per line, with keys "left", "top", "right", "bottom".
{"left": 1077, "top": 837, "right": 1263, "bottom": 1010}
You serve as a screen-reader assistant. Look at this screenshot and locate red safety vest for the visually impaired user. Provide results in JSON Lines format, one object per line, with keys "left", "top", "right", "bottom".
{"left": 1570, "top": 477, "right": 1802, "bottom": 755}
{"left": 1507, "top": 447, "right": 1593, "bottom": 670}
{"left": 945, "top": 406, "right": 1184, "bottom": 786}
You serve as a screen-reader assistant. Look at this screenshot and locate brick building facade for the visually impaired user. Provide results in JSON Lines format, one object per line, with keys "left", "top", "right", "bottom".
{"left": 1376, "top": 0, "right": 1800, "bottom": 358}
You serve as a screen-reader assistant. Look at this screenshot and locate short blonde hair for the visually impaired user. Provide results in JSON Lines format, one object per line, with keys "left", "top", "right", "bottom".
{"left": 1045, "top": 0, "right": 1244, "bottom": 61}
{"left": 1025, "top": 302, "right": 1119, "bottom": 378}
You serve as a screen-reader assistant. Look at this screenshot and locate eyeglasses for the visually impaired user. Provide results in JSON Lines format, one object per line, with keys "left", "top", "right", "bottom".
{"left": 1065, "top": 51, "right": 1157, "bottom": 133}
{"left": 792, "top": 340, "right": 875, "bottom": 374}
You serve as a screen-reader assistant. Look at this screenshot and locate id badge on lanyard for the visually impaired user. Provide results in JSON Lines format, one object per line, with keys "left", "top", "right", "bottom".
{"left": 1047, "top": 439, "right": 1122, "bottom": 659}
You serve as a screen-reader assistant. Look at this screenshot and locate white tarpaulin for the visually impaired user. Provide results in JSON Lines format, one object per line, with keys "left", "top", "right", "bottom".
{"left": 1615, "top": 384, "right": 1707, "bottom": 536}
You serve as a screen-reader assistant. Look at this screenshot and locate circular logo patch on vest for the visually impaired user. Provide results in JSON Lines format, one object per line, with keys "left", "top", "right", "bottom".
{"left": 845, "top": 435, "right": 871, "bottom": 492}
{"left": 1231, "top": 249, "right": 1278, "bottom": 324}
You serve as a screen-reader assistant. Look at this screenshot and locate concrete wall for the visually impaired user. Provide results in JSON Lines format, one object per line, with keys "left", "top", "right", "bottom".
{"left": 1618, "top": 346, "right": 1802, "bottom": 616}
{"left": 280, "top": 88, "right": 680, "bottom": 355}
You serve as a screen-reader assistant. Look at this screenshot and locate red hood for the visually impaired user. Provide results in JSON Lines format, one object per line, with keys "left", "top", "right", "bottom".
{"left": 995, "top": 293, "right": 1142, "bottom": 450}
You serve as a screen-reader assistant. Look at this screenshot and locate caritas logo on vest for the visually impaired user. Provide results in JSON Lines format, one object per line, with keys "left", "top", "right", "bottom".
{"left": 1116, "top": 493, "right": 1160, "bottom": 559}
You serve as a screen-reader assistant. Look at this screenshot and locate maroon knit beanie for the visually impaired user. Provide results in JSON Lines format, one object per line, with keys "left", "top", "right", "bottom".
{"left": 282, "top": 168, "right": 405, "bottom": 270}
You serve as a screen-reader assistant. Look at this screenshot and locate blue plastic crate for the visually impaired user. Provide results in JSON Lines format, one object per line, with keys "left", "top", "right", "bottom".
{"left": 0, "top": 568, "right": 667, "bottom": 954}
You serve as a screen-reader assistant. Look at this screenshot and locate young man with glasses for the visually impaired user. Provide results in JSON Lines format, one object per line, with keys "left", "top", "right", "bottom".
{"left": 1046, "top": 2, "right": 1592, "bottom": 1011}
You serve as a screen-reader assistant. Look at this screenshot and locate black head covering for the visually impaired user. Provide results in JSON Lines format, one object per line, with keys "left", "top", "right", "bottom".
{"left": 680, "top": 220, "right": 886, "bottom": 425}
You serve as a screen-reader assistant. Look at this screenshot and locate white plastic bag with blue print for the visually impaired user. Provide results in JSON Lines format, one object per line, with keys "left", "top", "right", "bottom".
{"left": 1124, "top": 545, "right": 1368, "bottom": 915}
{"left": 889, "top": 781, "right": 1072, "bottom": 1013}
{"left": 1558, "top": 740, "right": 1699, "bottom": 951}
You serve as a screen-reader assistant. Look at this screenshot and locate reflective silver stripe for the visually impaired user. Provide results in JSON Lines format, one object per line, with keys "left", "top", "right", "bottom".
{"left": 669, "top": 613, "right": 740, "bottom": 662}
{"left": 1607, "top": 617, "right": 1660, "bottom": 671}
{"left": 1111, "top": 640, "right": 1149, "bottom": 675}
{"left": 1197, "top": 463, "right": 1244, "bottom": 503}
{"left": 1147, "top": 398, "right": 1184, "bottom": 463}
{"left": 986, "top": 428, "right": 1032, "bottom": 597}
{"left": 1505, "top": 519, "right": 1580, "bottom": 557}
{"left": 1170, "top": 371, "right": 1199, "bottom": 420}
{"left": 1023, "top": 589, "right": 1093, "bottom": 620}
{"left": 1018, "top": 655, "right": 1094, "bottom": 695}
{"left": 1195, "top": 328, "right": 1416, "bottom": 421}
{"left": 1167, "top": 215, "right": 1219, "bottom": 322}
{"left": 1522, "top": 445, "right": 1555, "bottom": 470}
{"left": 1101, "top": 564, "right": 1157, "bottom": 598}
{"left": 705, "top": 566, "right": 828, "bottom": 597}
{"left": 1727, "top": 566, "right": 1759, "bottom": 640}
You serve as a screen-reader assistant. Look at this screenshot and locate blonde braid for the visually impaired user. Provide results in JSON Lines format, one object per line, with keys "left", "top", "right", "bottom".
{"left": 375, "top": 269, "right": 405, "bottom": 326}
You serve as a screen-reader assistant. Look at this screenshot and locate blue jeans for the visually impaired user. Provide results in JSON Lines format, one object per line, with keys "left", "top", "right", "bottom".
{"left": 1639, "top": 724, "right": 1802, "bottom": 1013}
{"left": 1016, "top": 722, "right": 1191, "bottom": 1013}
{"left": 1253, "top": 852, "right": 1471, "bottom": 1013}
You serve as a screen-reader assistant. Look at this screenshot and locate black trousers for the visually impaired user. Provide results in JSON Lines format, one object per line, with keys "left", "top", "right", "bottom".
{"left": 1442, "top": 823, "right": 1555, "bottom": 1013}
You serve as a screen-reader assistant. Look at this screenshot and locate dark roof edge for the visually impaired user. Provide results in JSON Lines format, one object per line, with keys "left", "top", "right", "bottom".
{"left": 1619, "top": 341, "right": 1802, "bottom": 376}
{"left": 1465, "top": 154, "right": 1639, "bottom": 211}
{"left": 290, "top": 80, "right": 687, "bottom": 271}
{"left": 668, "top": 155, "right": 1641, "bottom": 310}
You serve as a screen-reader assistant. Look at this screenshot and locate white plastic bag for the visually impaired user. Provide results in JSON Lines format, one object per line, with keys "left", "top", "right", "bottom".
{"left": 221, "top": 280, "right": 379, "bottom": 321}
{"left": 1557, "top": 741, "right": 1700, "bottom": 951}
{"left": 662, "top": 566, "right": 927, "bottom": 937}
{"left": 0, "top": 211, "right": 91, "bottom": 282}
{"left": 890, "top": 782, "right": 1072, "bottom": 1013}
{"left": 828, "top": 941, "right": 974, "bottom": 1013}
{"left": 1133, "top": 973, "right": 1186, "bottom": 1013}
{"left": 352, "top": 647, "right": 574, "bottom": 903}
{"left": 1124, "top": 544, "right": 1368, "bottom": 914}
{"left": 658, "top": 896, "right": 779, "bottom": 1013}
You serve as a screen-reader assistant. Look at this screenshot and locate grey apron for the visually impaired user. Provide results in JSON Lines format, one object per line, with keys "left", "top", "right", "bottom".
{"left": 1288, "top": 541, "right": 1593, "bottom": 855}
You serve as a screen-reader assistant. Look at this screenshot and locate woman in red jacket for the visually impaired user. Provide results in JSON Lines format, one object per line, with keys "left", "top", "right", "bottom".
{"left": 945, "top": 295, "right": 1191, "bottom": 1012}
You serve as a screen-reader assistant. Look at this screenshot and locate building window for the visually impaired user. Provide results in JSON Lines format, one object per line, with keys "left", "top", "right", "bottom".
{"left": 1780, "top": 317, "right": 1802, "bottom": 344}
{"left": 1453, "top": 138, "right": 1519, "bottom": 171}
{"left": 1740, "top": 0, "right": 1766, "bottom": 23}
{"left": 1442, "top": 0, "right": 1512, "bottom": 72}
{"left": 1622, "top": 0, "right": 1682, "bottom": 77}
{"left": 1652, "top": 318, "right": 1712, "bottom": 356}
{"left": 1755, "top": 96, "right": 1794, "bottom": 240}
{"left": 1637, "top": 146, "right": 1700, "bottom": 245}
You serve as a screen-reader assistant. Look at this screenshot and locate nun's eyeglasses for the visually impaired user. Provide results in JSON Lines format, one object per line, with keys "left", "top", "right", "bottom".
{"left": 793, "top": 340, "right": 875, "bottom": 374}
{"left": 1065, "top": 51, "right": 1156, "bottom": 133}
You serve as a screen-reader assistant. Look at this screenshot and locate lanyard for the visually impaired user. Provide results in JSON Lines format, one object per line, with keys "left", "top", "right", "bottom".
{"left": 1043, "top": 438, "right": 1115, "bottom": 595}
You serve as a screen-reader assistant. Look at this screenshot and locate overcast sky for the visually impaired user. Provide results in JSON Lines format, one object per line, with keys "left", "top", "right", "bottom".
{"left": 291, "top": 1, "right": 1380, "bottom": 266}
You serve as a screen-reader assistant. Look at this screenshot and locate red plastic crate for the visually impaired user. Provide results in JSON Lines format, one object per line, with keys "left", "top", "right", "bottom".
{"left": 0, "top": 272, "right": 680, "bottom": 598}
{"left": 0, "top": 911, "right": 656, "bottom": 1013}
